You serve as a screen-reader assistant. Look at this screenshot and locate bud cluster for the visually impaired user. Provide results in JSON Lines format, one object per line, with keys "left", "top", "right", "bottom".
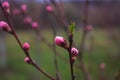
{"left": 12, "top": 4, "right": 27, "bottom": 15}
{"left": 12, "top": 4, "right": 40, "bottom": 29}
{"left": 55, "top": 36, "right": 79, "bottom": 61}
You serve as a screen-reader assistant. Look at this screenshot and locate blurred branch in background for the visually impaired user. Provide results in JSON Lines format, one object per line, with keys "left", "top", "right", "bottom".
{"left": 78, "top": 0, "right": 92, "bottom": 80}
{"left": 115, "top": 70, "right": 120, "bottom": 80}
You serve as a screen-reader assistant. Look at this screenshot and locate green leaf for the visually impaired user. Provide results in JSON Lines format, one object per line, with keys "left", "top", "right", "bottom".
{"left": 69, "top": 21, "right": 75, "bottom": 34}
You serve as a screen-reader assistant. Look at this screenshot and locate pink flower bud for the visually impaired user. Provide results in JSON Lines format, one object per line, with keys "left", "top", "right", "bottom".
{"left": 21, "top": 4, "right": 27, "bottom": 13}
{"left": 32, "top": 22, "right": 39, "bottom": 28}
{"left": 12, "top": 8, "right": 20, "bottom": 15}
{"left": 24, "top": 57, "right": 31, "bottom": 64}
{"left": 0, "top": 21, "right": 11, "bottom": 33}
{"left": 55, "top": 36, "right": 67, "bottom": 48}
{"left": 46, "top": 5, "right": 53, "bottom": 12}
{"left": 99, "top": 63, "right": 106, "bottom": 70}
{"left": 86, "top": 25, "right": 93, "bottom": 31}
{"left": 71, "top": 47, "right": 79, "bottom": 56}
{"left": 24, "top": 16, "right": 32, "bottom": 24}
{"left": 23, "top": 42, "right": 30, "bottom": 51}
{"left": 2, "top": 1, "right": 10, "bottom": 14}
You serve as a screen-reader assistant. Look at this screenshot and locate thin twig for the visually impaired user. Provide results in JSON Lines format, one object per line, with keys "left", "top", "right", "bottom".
{"left": 68, "top": 34, "right": 75, "bottom": 80}
{"left": 47, "top": 9, "right": 61, "bottom": 80}
{"left": 115, "top": 70, "right": 120, "bottom": 80}
{"left": 79, "top": 0, "right": 89, "bottom": 59}
{"left": 49, "top": 0, "right": 68, "bottom": 37}
{"left": 52, "top": 24, "right": 61, "bottom": 80}
{"left": 79, "top": 60, "right": 91, "bottom": 80}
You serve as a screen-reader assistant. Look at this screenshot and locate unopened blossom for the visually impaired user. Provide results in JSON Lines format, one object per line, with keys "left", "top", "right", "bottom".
{"left": 85, "top": 25, "right": 93, "bottom": 31}
{"left": 12, "top": 8, "right": 20, "bottom": 15}
{"left": 46, "top": 5, "right": 53, "bottom": 12}
{"left": 71, "top": 47, "right": 79, "bottom": 56}
{"left": 23, "top": 42, "right": 30, "bottom": 51}
{"left": 55, "top": 36, "right": 68, "bottom": 49}
{"left": 71, "top": 47, "right": 79, "bottom": 62}
{"left": 24, "top": 57, "right": 31, "bottom": 64}
{"left": 99, "top": 63, "right": 106, "bottom": 70}
{"left": 0, "top": 21, "right": 11, "bottom": 33}
{"left": 32, "top": 22, "right": 39, "bottom": 28}
{"left": 2, "top": 1, "right": 10, "bottom": 14}
{"left": 21, "top": 4, "right": 27, "bottom": 13}
{"left": 24, "top": 16, "right": 32, "bottom": 24}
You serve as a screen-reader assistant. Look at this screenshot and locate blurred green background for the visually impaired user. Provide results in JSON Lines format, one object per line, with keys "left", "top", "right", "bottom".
{"left": 0, "top": 28, "right": 120, "bottom": 80}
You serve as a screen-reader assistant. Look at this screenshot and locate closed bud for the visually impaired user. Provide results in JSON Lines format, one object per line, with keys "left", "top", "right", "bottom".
{"left": 23, "top": 42, "right": 30, "bottom": 51}
{"left": 99, "top": 63, "right": 106, "bottom": 70}
{"left": 24, "top": 57, "right": 31, "bottom": 64}
{"left": 85, "top": 25, "right": 93, "bottom": 31}
{"left": 21, "top": 4, "right": 27, "bottom": 13}
{"left": 71, "top": 47, "right": 79, "bottom": 57}
{"left": 55, "top": 36, "right": 68, "bottom": 49}
{"left": 46, "top": 5, "right": 53, "bottom": 12}
{"left": 32, "top": 22, "right": 39, "bottom": 29}
{"left": 24, "top": 16, "right": 32, "bottom": 24}
{"left": 12, "top": 8, "right": 20, "bottom": 15}
{"left": 0, "top": 21, "right": 12, "bottom": 33}
{"left": 2, "top": 1, "right": 10, "bottom": 15}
